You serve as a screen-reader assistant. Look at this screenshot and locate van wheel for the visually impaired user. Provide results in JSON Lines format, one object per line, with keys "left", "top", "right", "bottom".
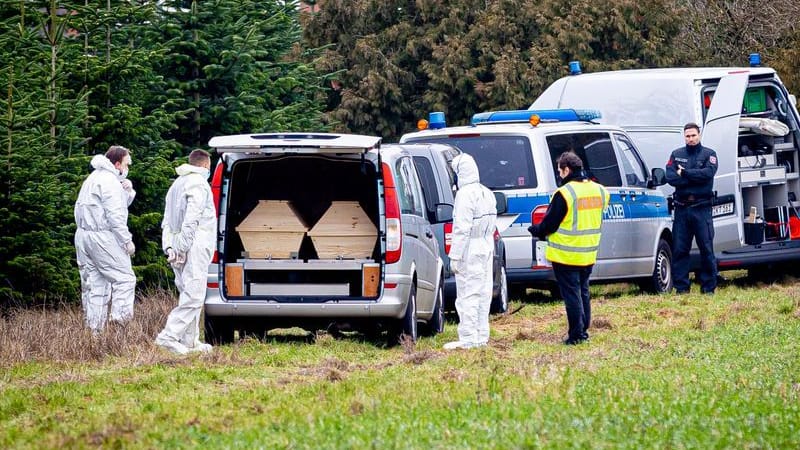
{"left": 424, "top": 280, "right": 445, "bottom": 336}
{"left": 390, "top": 283, "right": 418, "bottom": 345}
{"left": 490, "top": 266, "right": 509, "bottom": 314}
{"left": 642, "top": 239, "right": 672, "bottom": 294}
{"left": 204, "top": 315, "right": 234, "bottom": 345}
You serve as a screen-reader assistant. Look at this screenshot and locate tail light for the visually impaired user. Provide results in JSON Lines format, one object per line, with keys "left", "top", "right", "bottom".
{"left": 443, "top": 222, "right": 453, "bottom": 254}
{"left": 531, "top": 205, "right": 548, "bottom": 225}
{"left": 210, "top": 162, "right": 224, "bottom": 264}
{"left": 382, "top": 162, "right": 402, "bottom": 264}
{"left": 494, "top": 227, "right": 500, "bottom": 242}
{"left": 210, "top": 162, "right": 224, "bottom": 215}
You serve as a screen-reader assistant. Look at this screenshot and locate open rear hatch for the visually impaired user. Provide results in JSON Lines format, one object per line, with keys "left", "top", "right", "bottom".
{"left": 209, "top": 133, "right": 384, "bottom": 302}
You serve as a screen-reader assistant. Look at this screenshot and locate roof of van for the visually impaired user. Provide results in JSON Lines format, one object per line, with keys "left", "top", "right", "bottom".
{"left": 401, "top": 120, "right": 622, "bottom": 142}
{"left": 559, "top": 66, "right": 776, "bottom": 81}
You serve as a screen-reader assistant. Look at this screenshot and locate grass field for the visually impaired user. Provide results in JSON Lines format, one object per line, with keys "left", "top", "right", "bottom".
{"left": 2, "top": 275, "right": 799, "bottom": 449}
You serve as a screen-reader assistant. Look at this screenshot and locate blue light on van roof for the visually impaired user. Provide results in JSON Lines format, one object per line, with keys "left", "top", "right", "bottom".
{"left": 470, "top": 109, "right": 602, "bottom": 125}
{"left": 569, "top": 60, "right": 582, "bottom": 75}
{"left": 749, "top": 52, "right": 761, "bottom": 67}
{"left": 429, "top": 111, "right": 446, "bottom": 129}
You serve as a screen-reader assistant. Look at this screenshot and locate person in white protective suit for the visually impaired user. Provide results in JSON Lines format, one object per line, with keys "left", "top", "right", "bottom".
{"left": 74, "top": 146, "right": 137, "bottom": 333}
{"left": 444, "top": 153, "right": 497, "bottom": 350}
{"left": 155, "top": 149, "right": 216, "bottom": 354}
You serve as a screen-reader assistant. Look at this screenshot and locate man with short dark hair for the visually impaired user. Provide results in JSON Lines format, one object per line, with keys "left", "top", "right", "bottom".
{"left": 74, "top": 145, "right": 136, "bottom": 333}
{"left": 665, "top": 123, "right": 718, "bottom": 294}
{"left": 156, "top": 149, "right": 217, "bottom": 354}
{"left": 528, "top": 152, "right": 609, "bottom": 345}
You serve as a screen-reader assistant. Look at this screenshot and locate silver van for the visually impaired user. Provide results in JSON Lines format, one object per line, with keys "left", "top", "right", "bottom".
{"left": 204, "top": 134, "right": 446, "bottom": 345}
{"left": 532, "top": 59, "right": 800, "bottom": 273}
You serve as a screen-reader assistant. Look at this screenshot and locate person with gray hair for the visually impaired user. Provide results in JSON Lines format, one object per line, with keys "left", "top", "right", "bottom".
{"left": 74, "top": 145, "right": 136, "bottom": 333}
{"left": 156, "top": 149, "right": 217, "bottom": 354}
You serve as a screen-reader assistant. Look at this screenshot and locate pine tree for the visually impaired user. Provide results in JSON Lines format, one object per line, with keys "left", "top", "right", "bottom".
{"left": 152, "top": 0, "right": 328, "bottom": 149}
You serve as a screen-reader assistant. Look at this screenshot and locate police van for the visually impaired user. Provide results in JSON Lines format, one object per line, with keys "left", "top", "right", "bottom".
{"left": 400, "top": 109, "right": 674, "bottom": 295}
{"left": 531, "top": 55, "right": 800, "bottom": 273}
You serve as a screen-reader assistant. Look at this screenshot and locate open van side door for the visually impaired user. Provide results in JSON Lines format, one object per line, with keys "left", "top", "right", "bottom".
{"left": 702, "top": 72, "right": 748, "bottom": 246}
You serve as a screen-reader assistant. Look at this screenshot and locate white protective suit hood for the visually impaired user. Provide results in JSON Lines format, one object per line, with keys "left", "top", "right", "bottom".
{"left": 452, "top": 153, "right": 481, "bottom": 189}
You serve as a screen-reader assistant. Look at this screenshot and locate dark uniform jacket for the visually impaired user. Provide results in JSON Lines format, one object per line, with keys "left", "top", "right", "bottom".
{"left": 665, "top": 143, "right": 718, "bottom": 204}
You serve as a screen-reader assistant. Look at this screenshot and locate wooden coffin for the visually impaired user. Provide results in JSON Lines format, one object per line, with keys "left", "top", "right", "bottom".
{"left": 236, "top": 200, "right": 308, "bottom": 259}
{"left": 308, "top": 201, "right": 377, "bottom": 259}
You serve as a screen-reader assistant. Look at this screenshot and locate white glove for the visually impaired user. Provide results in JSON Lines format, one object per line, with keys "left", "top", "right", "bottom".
{"left": 166, "top": 248, "right": 177, "bottom": 263}
{"left": 124, "top": 241, "right": 135, "bottom": 256}
{"left": 120, "top": 179, "right": 133, "bottom": 192}
{"left": 174, "top": 251, "right": 187, "bottom": 267}
{"left": 450, "top": 259, "right": 462, "bottom": 275}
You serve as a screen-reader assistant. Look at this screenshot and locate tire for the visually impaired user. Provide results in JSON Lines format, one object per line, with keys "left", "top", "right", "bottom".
{"left": 390, "top": 282, "right": 418, "bottom": 345}
{"left": 204, "top": 315, "right": 234, "bottom": 345}
{"left": 642, "top": 238, "right": 673, "bottom": 294}
{"left": 490, "top": 266, "right": 509, "bottom": 314}
{"left": 424, "top": 280, "right": 445, "bottom": 336}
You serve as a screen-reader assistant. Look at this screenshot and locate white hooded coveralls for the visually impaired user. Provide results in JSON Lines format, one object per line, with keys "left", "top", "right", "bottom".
{"left": 449, "top": 154, "right": 497, "bottom": 345}
{"left": 74, "top": 155, "right": 136, "bottom": 332}
{"left": 157, "top": 163, "right": 217, "bottom": 349}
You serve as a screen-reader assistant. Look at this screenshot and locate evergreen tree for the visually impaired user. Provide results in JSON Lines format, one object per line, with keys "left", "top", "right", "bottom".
{"left": 152, "top": 0, "right": 328, "bottom": 149}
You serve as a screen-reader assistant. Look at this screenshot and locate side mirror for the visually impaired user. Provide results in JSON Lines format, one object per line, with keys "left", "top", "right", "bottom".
{"left": 494, "top": 191, "right": 508, "bottom": 214}
{"left": 434, "top": 203, "right": 453, "bottom": 223}
{"left": 648, "top": 168, "right": 666, "bottom": 188}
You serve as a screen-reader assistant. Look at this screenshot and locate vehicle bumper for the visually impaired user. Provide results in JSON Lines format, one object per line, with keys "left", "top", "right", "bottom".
{"left": 713, "top": 240, "right": 800, "bottom": 270}
{"left": 204, "top": 272, "right": 412, "bottom": 319}
{"left": 506, "top": 267, "right": 555, "bottom": 286}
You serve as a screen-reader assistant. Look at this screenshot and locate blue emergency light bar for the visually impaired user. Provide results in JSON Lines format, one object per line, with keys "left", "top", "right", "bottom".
{"left": 470, "top": 108, "right": 602, "bottom": 125}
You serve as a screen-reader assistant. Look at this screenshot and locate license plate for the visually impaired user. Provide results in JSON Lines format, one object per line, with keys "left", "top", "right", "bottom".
{"left": 712, "top": 202, "right": 734, "bottom": 217}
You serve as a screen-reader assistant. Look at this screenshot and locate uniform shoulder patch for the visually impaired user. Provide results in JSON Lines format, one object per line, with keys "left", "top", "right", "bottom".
{"left": 709, "top": 155, "right": 717, "bottom": 165}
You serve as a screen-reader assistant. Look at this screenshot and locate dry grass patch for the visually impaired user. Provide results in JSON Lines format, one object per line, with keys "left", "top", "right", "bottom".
{"left": 0, "top": 289, "right": 180, "bottom": 366}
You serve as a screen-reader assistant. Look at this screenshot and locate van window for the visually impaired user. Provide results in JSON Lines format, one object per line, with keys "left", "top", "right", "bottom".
{"left": 546, "top": 132, "right": 622, "bottom": 187}
{"left": 413, "top": 156, "right": 440, "bottom": 218}
{"left": 614, "top": 134, "right": 647, "bottom": 187}
{"left": 396, "top": 157, "right": 425, "bottom": 217}
{"left": 404, "top": 135, "right": 537, "bottom": 189}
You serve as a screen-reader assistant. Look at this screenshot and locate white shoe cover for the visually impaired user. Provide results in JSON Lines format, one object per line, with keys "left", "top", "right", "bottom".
{"left": 155, "top": 336, "right": 190, "bottom": 355}
{"left": 188, "top": 342, "right": 213, "bottom": 353}
{"left": 443, "top": 341, "right": 467, "bottom": 350}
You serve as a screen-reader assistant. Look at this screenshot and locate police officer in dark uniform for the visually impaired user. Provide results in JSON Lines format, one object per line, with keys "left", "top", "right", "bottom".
{"left": 665, "top": 122, "right": 719, "bottom": 294}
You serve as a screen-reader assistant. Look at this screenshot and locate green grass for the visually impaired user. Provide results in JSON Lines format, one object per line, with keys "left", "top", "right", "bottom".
{"left": 2, "top": 276, "right": 800, "bottom": 449}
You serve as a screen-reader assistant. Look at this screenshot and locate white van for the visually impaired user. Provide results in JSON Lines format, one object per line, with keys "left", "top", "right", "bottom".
{"left": 531, "top": 57, "right": 800, "bottom": 273}
{"left": 401, "top": 110, "right": 674, "bottom": 296}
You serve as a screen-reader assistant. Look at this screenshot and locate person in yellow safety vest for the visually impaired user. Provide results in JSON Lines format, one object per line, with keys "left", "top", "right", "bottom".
{"left": 528, "top": 152, "right": 609, "bottom": 345}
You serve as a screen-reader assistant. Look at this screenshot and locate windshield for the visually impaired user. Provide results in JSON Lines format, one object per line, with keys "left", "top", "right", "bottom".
{"left": 405, "top": 135, "right": 537, "bottom": 189}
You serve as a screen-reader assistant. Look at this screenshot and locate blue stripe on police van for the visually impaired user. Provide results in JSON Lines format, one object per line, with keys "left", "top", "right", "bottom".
{"left": 505, "top": 191, "right": 670, "bottom": 225}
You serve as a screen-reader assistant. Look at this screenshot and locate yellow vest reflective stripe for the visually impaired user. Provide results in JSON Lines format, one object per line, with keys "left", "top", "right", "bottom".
{"left": 546, "top": 180, "right": 609, "bottom": 266}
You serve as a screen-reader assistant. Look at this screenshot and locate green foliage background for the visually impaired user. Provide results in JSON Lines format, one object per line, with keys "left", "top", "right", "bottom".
{"left": 2, "top": 0, "right": 799, "bottom": 305}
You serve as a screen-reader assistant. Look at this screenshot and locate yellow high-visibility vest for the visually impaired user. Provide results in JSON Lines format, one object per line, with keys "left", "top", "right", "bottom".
{"left": 546, "top": 180, "right": 609, "bottom": 266}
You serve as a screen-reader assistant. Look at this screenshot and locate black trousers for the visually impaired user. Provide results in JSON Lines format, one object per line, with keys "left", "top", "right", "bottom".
{"left": 553, "top": 262, "right": 593, "bottom": 341}
{"left": 672, "top": 205, "right": 716, "bottom": 293}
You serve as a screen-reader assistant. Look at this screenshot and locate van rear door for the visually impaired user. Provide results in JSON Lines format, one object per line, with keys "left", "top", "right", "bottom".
{"left": 209, "top": 133, "right": 381, "bottom": 154}
{"left": 701, "top": 72, "right": 748, "bottom": 247}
